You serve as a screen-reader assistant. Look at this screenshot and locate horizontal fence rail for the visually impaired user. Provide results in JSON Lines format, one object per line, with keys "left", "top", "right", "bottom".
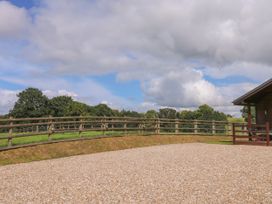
{"left": 0, "top": 116, "right": 235, "bottom": 150}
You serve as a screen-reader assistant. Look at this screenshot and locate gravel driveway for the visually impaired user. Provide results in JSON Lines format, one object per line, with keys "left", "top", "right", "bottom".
{"left": 0, "top": 143, "right": 271, "bottom": 204}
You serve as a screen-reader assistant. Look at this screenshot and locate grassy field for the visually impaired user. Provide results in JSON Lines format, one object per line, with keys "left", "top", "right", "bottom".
{"left": 0, "top": 135, "right": 231, "bottom": 166}
{"left": 0, "top": 130, "right": 231, "bottom": 148}
{"left": 0, "top": 131, "right": 124, "bottom": 147}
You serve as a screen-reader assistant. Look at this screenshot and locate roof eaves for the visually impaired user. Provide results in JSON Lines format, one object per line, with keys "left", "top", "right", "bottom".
{"left": 232, "top": 78, "right": 272, "bottom": 105}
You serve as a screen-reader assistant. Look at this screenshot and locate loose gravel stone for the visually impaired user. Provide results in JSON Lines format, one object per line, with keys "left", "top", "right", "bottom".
{"left": 0, "top": 143, "right": 271, "bottom": 204}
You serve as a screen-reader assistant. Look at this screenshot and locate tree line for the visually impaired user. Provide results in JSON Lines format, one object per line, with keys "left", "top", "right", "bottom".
{"left": 4, "top": 88, "right": 229, "bottom": 121}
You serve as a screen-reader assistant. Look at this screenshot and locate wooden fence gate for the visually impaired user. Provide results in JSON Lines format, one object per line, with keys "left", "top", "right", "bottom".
{"left": 232, "top": 122, "right": 271, "bottom": 146}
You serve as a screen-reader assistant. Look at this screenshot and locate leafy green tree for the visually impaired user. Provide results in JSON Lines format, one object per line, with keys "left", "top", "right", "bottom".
{"left": 145, "top": 110, "right": 159, "bottom": 118}
{"left": 65, "top": 101, "right": 92, "bottom": 116}
{"left": 159, "top": 108, "right": 177, "bottom": 119}
{"left": 195, "top": 104, "right": 215, "bottom": 120}
{"left": 179, "top": 105, "right": 228, "bottom": 121}
{"left": 178, "top": 105, "right": 228, "bottom": 133}
{"left": 49, "top": 96, "right": 74, "bottom": 117}
{"left": 10, "top": 88, "right": 50, "bottom": 118}
{"left": 120, "top": 110, "right": 143, "bottom": 118}
{"left": 179, "top": 110, "right": 197, "bottom": 120}
{"left": 112, "top": 109, "right": 121, "bottom": 117}
{"left": 158, "top": 108, "right": 177, "bottom": 132}
{"left": 93, "top": 104, "right": 116, "bottom": 116}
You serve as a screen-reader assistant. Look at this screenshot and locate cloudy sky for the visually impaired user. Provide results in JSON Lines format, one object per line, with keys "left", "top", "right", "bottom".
{"left": 1, "top": 0, "right": 272, "bottom": 116}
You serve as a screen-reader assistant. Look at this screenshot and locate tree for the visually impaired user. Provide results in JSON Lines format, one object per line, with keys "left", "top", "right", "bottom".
{"left": 93, "top": 104, "right": 116, "bottom": 116}
{"left": 65, "top": 101, "right": 92, "bottom": 116}
{"left": 49, "top": 96, "right": 74, "bottom": 117}
{"left": 120, "top": 110, "right": 143, "bottom": 118}
{"left": 179, "top": 110, "right": 197, "bottom": 120}
{"left": 159, "top": 108, "right": 177, "bottom": 119}
{"left": 194, "top": 104, "right": 227, "bottom": 121}
{"left": 145, "top": 110, "right": 159, "bottom": 118}
{"left": 195, "top": 104, "right": 215, "bottom": 120}
{"left": 178, "top": 105, "right": 228, "bottom": 133}
{"left": 179, "top": 104, "right": 228, "bottom": 120}
{"left": 10, "top": 88, "right": 50, "bottom": 118}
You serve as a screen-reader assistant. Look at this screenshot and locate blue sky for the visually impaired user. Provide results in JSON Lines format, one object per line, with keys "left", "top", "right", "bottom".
{"left": 1, "top": 0, "right": 272, "bottom": 115}
{"left": 8, "top": 0, "right": 36, "bottom": 8}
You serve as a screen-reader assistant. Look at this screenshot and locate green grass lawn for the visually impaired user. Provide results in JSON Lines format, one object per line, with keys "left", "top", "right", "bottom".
{"left": 0, "top": 131, "right": 125, "bottom": 147}
{"left": 0, "top": 130, "right": 231, "bottom": 148}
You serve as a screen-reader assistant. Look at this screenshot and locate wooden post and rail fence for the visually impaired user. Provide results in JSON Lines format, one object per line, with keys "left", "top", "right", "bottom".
{"left": 0, "top": 116, "right": 270, "bottom": 150}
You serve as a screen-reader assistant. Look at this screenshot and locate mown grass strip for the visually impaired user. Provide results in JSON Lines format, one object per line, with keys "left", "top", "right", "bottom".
{"left": 0, "top": 131, "right": 124, "bottom": 147}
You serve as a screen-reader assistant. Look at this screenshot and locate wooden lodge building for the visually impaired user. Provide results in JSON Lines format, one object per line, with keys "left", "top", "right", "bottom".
{"left": 233, "top": 78, "right": 272, "bottom": 145}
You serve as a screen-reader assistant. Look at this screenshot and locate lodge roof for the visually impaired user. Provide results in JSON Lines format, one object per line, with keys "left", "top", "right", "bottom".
{"left": 233, "top": 78, "right": 272, "bottom": 105}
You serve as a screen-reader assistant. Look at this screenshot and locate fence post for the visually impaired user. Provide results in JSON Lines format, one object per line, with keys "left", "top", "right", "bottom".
{"left": 48, "top": 116, "right": 53, "bottom": 141}
{"left": 156, "top": 118, "right": 160, "bottom": 135}
{"left": 101, "top": 117, "right": 106, "bottom": 136}
{"left": 212, "top": 120, "right": 216, "bottom": 135}
{"left": 110, "top": 122, "right": 113, "bottom": 130}
{"left": 266, "top": 122, "right": 270, "bottom": 146}
{"left": 8, "top": 116, "right": 13, "bottom": 147}
{"left": 232, "top": 123, "right": 236, "bottom": 144}
{"left": 194, "top": 120, "right": 198, "bottom": 134}
{"left": 124, "top": 118, "right": 127, "bottom": 135}
{"left": 175, "top": 119, "right": 179, "bottom": 134}
{"left": 138, "top": 123, "right": 141, "bottom": 135}
{"left": 79, "top": 116, "right": 83, "bottom": 137}
{"left": 142, "top": 119, "right": 145, "bottom": 135}
{"left": 226, "top": 123, "right": 230, "bottom": 136}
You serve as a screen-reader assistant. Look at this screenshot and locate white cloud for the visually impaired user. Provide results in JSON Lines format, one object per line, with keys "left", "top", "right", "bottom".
{"left": 205, "top": 62, "right": 272, "bottom": 81}
{"left": 217, "top": 82, "right": 257, "bottom": 102}
{"left": 25, "top": 0, "right": 272, "bottom": 77}
{"left": 0, "top": 1, "right": 30, "bottom": 38}
{"left": 214, "top": 83, "right": 257, "bottom": 116}
{"left": 0, "top": 89, "right": 18, "bottom": 114}
{"left": 142, "top": 68, "right": 224, "bottom": 107}
{"left": 214, "top": 106, "right": 242, "bottom": 117}
{"left": 2, "top": 0, "right": 272, "bottom": 116}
